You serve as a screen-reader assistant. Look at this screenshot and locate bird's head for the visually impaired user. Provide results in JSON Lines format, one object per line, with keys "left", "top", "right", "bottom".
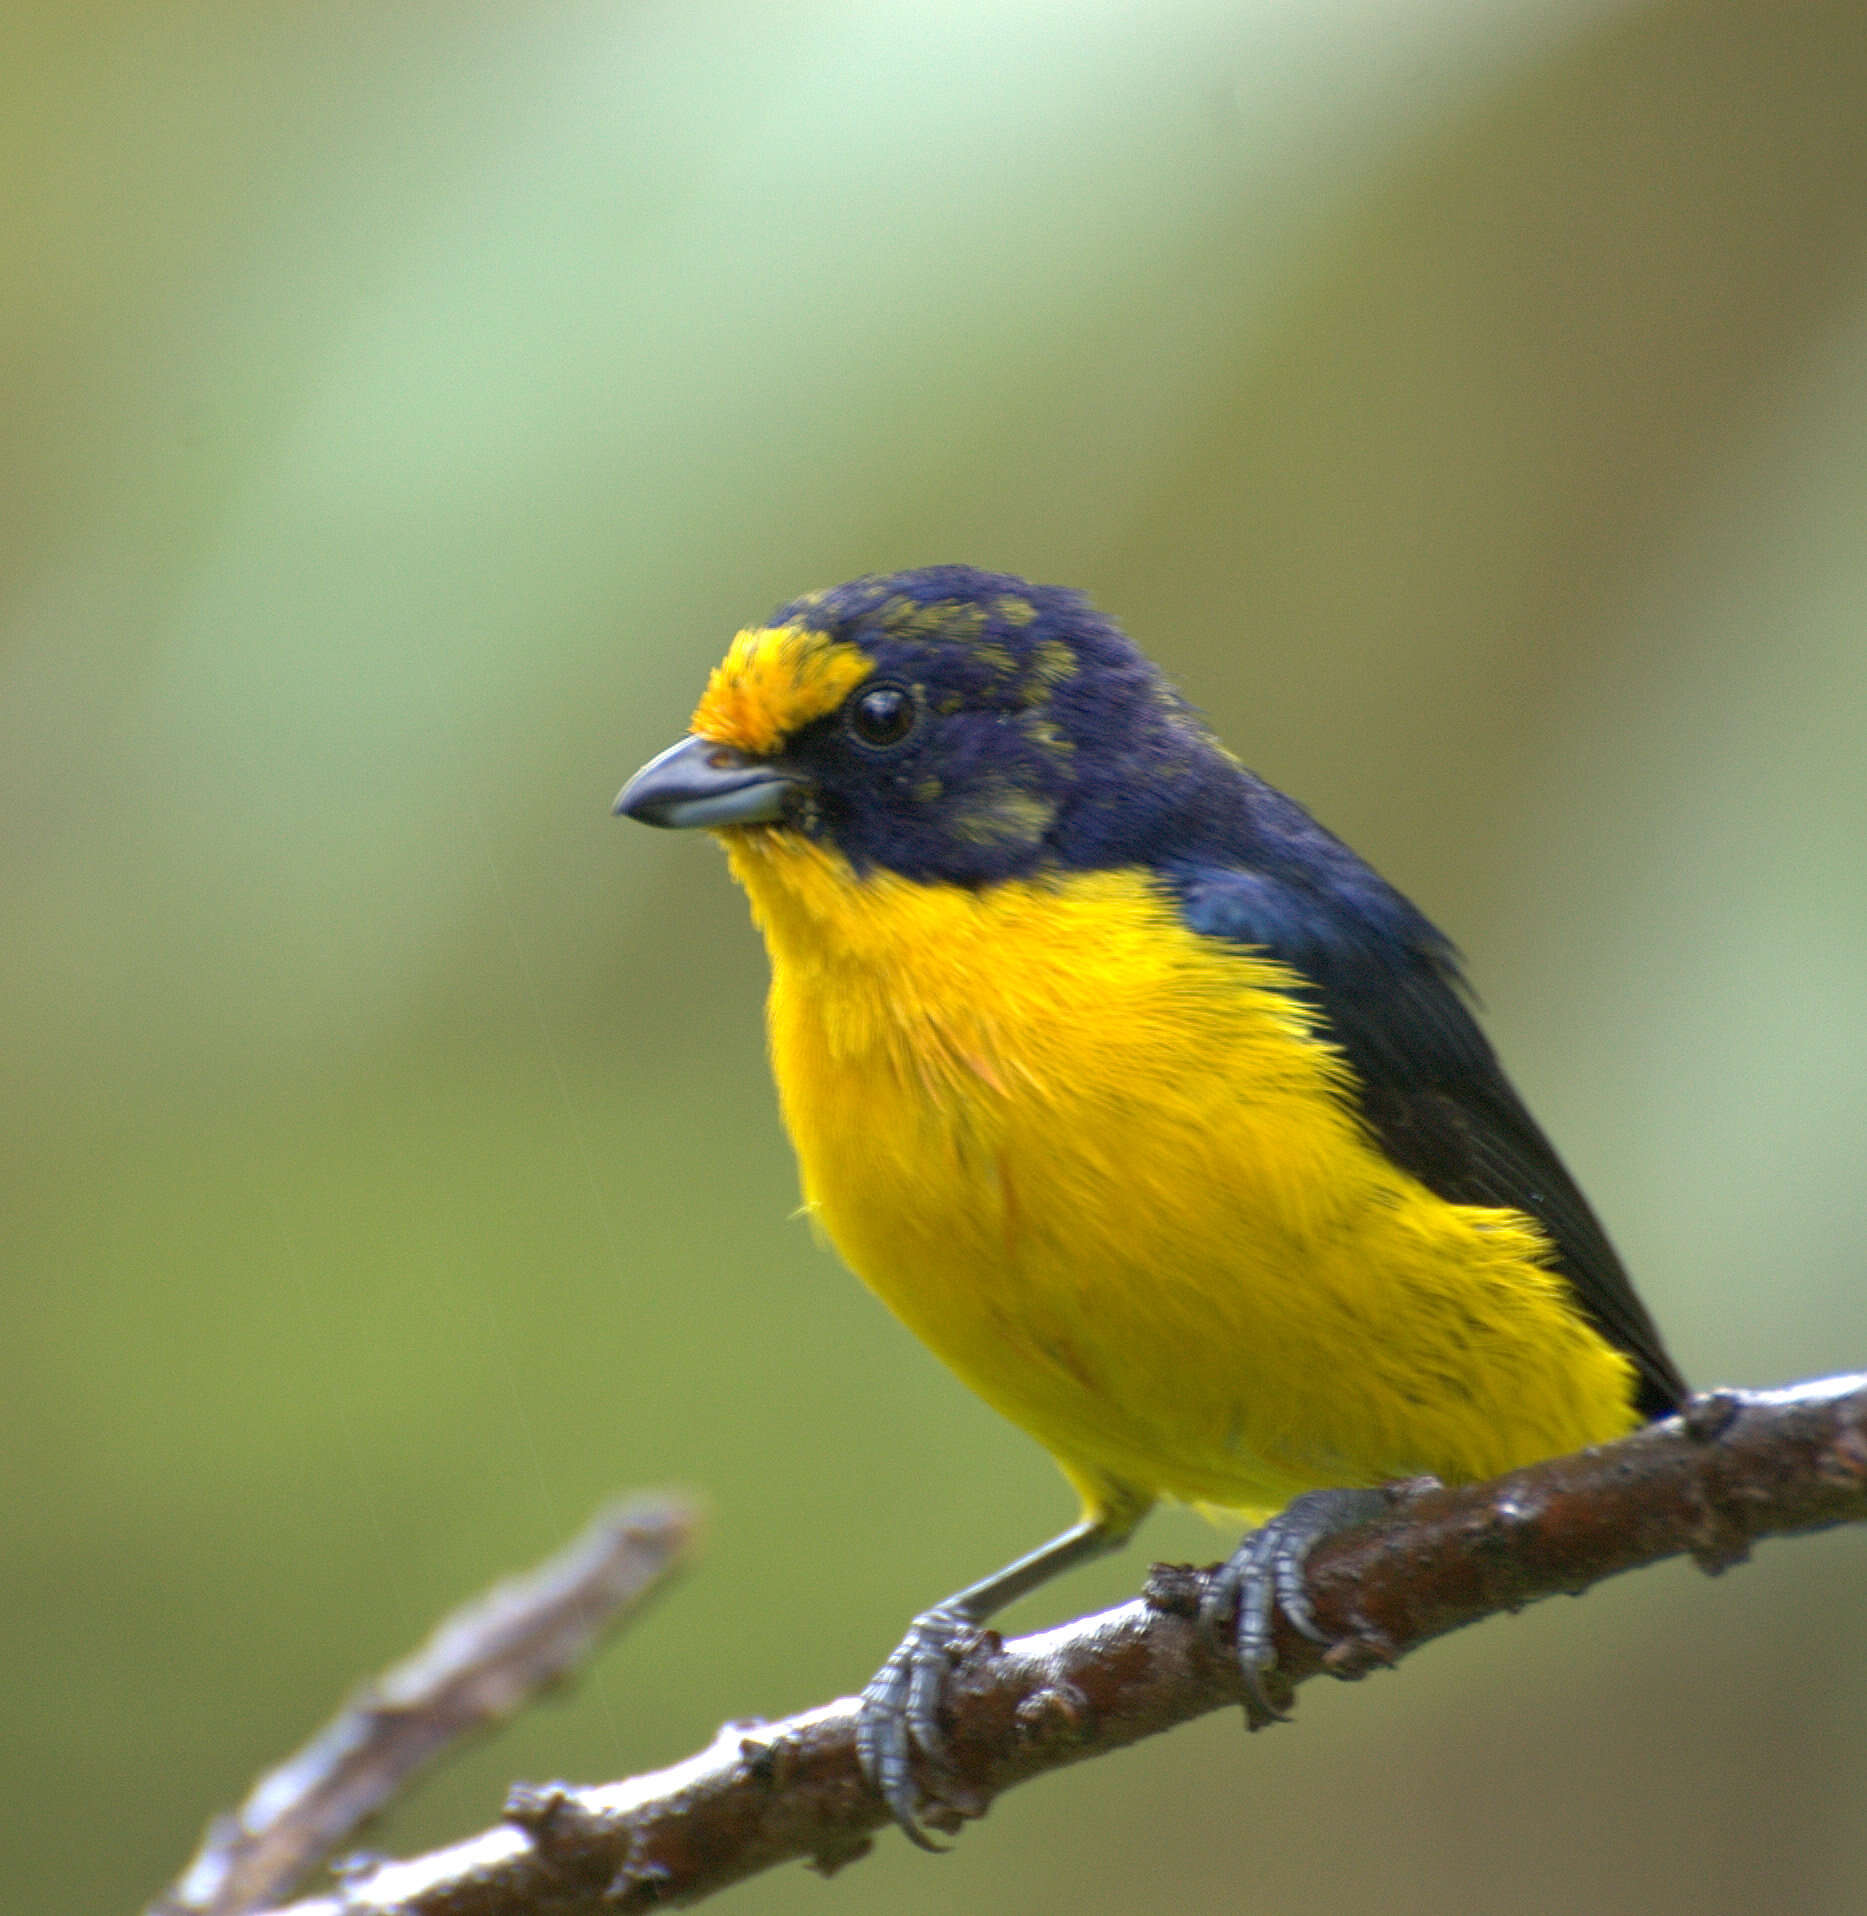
{"left": 616, "top": 566, "right": 1236, "bottom": 884}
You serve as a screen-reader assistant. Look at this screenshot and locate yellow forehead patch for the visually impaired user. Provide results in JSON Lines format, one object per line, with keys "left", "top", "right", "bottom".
{"left": 690, "top": 625, "right": 873, "bottom": 756}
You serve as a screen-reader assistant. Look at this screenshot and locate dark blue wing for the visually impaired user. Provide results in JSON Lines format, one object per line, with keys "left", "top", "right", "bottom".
{"left": 1167, "top": 796, "right": 1685, "bottom": 1421}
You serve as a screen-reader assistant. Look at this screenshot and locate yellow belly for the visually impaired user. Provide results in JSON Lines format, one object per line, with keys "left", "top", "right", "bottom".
{"left": 724, "top": 828, "right": 1640, "bottom": 1525}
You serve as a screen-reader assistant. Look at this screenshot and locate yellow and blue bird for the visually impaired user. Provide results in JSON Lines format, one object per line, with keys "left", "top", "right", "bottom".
{"left": 616, "top": 566, "right": 1685, "bottom": 1841}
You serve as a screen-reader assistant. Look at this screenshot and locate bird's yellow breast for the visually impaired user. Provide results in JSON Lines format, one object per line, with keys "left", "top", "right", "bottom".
{"left": 724, "top": 828, "right": 1640, "bottom": 1524}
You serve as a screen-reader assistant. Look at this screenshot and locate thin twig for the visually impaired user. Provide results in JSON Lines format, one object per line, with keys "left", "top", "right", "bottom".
{"left": 240, "top": 1376, "right": 1867, "bottom": 1916}
{"left": 152, "top": 1494, "right": 699, "bottom": 1916}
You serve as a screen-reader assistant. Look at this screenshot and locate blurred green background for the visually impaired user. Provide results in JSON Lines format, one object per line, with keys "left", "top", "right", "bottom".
{"left": 7, "top": 2, "right": 1867, "bottom": 1911}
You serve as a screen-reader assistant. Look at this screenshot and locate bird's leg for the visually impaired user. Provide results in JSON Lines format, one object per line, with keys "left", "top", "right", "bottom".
{"left": 1199, "top": 1486, "right": 1394, "bottom": 1725}
{"left": 855, "top": 1513, "right": 1136, "bottom": 1846}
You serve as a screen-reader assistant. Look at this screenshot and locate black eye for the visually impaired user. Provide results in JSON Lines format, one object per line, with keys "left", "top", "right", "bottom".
{"left": 845, "top": 682, "right": 916, "bottom": 748}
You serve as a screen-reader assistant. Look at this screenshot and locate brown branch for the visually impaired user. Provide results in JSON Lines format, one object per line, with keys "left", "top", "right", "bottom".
{"left": 152, "top": 1495, "right": 699, "bottom": 1916}
{"left": 246, "top": 1377, "right": 1867, "bottom": 1916}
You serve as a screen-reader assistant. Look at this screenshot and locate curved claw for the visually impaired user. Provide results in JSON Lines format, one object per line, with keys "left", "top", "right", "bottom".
{"left": 1200, "top": 1488, "right": 1391, "bottom": 1726}
{"left": 854, "top": 1603, "right": 978, "bottom": 1847}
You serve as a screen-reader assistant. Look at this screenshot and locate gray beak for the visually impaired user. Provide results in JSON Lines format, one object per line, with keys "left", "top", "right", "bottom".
{"left": 614, "top": 734, "right": 802, "bottom": 830}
